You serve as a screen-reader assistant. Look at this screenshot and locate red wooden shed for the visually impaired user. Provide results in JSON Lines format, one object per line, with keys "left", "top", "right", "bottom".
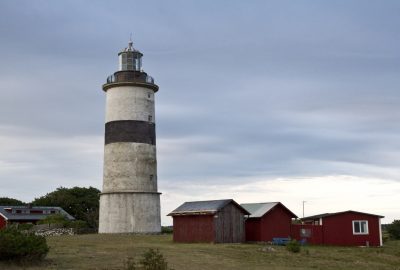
{"left": 241, "top": 202, "right": 297, "bottom": 242}
{"left": 298, "top": 210, "right": 384, "bottom": 246}
{"left": 168, "top": 199, "right": 250, "bottom": 243}
{"left": 0, "top": 205, "right": 75, "bottom": 229}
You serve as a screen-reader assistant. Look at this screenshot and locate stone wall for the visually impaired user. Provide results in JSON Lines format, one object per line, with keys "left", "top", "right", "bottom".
{"left": 34, "top": 227, "right": 75, "bottom": 237}
{"left": 31, "top": 224, "right": 75, "bottom": 236}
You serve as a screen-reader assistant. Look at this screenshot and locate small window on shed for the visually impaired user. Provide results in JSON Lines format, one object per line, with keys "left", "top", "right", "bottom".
{"left": 353, "top": 220, "right": 369, "bottom": 235}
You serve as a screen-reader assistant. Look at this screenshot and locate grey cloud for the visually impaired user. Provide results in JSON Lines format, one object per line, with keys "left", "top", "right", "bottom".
{"left": 1, "top": 1, "right": 400, "bottom": 209}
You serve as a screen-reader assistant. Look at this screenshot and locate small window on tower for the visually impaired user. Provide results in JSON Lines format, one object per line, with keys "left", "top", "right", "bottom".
{"left": 150, "top": 175, "right": 154, "bottom": 181}
{"left": 148, "top": 93, "right": 151, "bottom": 98}
{"left": 148, "top": 115, "right": 152, "bottom": 122}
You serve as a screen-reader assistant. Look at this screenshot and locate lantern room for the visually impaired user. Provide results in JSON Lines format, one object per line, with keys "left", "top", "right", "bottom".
{"left": 118, "top": 40, "right": 143, "bottom": 71}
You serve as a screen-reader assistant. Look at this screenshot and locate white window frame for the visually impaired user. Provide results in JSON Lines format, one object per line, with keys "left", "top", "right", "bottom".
{"left": 352, "top": 220, "right": 369, "bottom": 235}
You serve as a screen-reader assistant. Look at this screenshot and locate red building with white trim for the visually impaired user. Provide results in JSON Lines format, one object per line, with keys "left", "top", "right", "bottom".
{"left": 294, "top": 210, "right": 384, "bottom": 246}
{"left": 0, "top": 205, "right": 75, "bottom": 229}
{"left": 241, "top": 202, "right": 297, "bottom": 242}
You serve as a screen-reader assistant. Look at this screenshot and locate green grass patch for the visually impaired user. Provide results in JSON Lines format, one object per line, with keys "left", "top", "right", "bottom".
{"left": 0, "top": 234, "right": 399, "bottom": 269}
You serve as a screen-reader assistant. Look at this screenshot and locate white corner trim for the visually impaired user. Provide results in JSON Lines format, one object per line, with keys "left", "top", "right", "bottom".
{"left": 379, "top": 218, "right": 383, "bottom": 246}
{"left": 0, "top": 212, "right": 9, "bottom": 221}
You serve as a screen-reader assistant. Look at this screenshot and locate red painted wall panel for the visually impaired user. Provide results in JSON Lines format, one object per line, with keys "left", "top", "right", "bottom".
{"left": 323, "top": 213, "right": 381, "bottom": 246}
{"left": 245, "top": 218, "right": 260, "bottom": 241}
{"left": 291, "top": 224, "right": 323, "bottom": 245}
{"left": 260, "top": 206, "right": 293, "bottom": 241}
{"left": 245, "top": 204, "right": 294, "bottom": 242}
{"left": 0, "top": 215, "right": 7, "bottom": 229}
{"left": 173, "top": 215, "right": 215, "bottom": 243}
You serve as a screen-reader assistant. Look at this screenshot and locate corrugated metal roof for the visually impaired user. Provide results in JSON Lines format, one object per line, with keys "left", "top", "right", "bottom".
{"left": 0, "top": 206, "right": 75, "bottom": 221}
{"left": 302, "top": 210, "right": 384, "bottom": 220}
{"left": 241, "top": 202, "right": 298, "bottom": 218}
{"left": 168, "top": 199, "right": 250, "bottom": 216}
{"left": 240, "top": 202, "right": 279, "bottom": 218}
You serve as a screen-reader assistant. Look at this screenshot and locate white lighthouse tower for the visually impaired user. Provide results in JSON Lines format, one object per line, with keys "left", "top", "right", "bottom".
{"left": 99, "top": 40, "right": 161, "bottom": 233}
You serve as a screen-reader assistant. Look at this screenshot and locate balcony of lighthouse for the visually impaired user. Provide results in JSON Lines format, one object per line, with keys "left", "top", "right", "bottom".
{"left": 103, "top": 70, "right": 159, "bottom": 92}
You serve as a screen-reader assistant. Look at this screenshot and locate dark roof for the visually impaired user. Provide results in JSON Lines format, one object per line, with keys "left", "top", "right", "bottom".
{"left": 241, "top": 202, "right": 298, "bottom": 218}
{"left": 302, "top": 210, "right": 384, "bottom": 220}
{"left": 0, "top": 206, "right": 75, "bottom": 221}
{"left": 168, "top": 199, "right": 250, "bottom": 216}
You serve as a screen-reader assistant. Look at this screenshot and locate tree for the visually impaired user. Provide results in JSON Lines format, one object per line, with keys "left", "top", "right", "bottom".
{"left": 0, "top": 197, "right": 25, "bottom": 206}
{"left": 31, "top": 186, "right": 100, "bottom": 228}
{"left": 387, "top": 220, "right": 400, "bottom": 240}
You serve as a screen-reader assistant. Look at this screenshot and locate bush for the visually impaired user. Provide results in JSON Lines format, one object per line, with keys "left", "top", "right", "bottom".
{"left": 0, "top": 228, "right": 49, "bottom": 261}
{"left": 37, "top": 213, "right": 68, "bottom": 225}
{"left": 67, "top": 220, "right": 88, "bottom": 230}
{"left": 286, "top": 239, "right": 301, "bottom": 253}
{"left": 140, "top": 248, "right": 171, "bottom": 270}
{"left": 161, "top": 226, "right": 173, "bottom": 234}
{"left": 16, "top": 223, "right": 34, "bottom": 231}
{"left": 124, "top": 248, "right": 174, "bottom": 270}
{"left": 387, "top": 220, "right": 400, "bottom": 240}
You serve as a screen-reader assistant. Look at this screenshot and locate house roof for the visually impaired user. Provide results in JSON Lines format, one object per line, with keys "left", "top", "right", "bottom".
{"left": 240, "top": 202, "right": 298, "bottom": 218}
{"left": 0, "top": 206, "right": 75, "bottom": 221}
{"left": 302, "top": 210, "right": 384, "bottom": 220}
{"left": 168, "top": 199, "right": 250, "bottom": 216}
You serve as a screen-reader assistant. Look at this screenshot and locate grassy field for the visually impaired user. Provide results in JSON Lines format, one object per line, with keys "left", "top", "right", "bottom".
{"left": 1, "top": 234, "right": 400, "bottom": 270}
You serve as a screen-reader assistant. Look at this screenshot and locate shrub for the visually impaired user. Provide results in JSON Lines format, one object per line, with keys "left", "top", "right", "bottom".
{"left": 387, "top": 220, "right": 400, "bottom": 240}
{"left": 124, "top": 257, "right": 138, "bottom": 270}
{"left": 0, "top": 228, "right": 49, "bottom": 261}
{"left": 65, "top": 220, "right": 88, "bottom": 229}
{"left": 37, "top": 213, "right": 68, "bottom": 226}
{"left": 124, "top": 248, "right": 174, "bottom": 270}
{"left": 140, "top": 248, "right": 170, "bottom": 270}
{"left": 286, "top": 239, "right": 301, "bottom": 253}
{"left": 16, "top": 223, "right": 34, "bottom": 231}
{"left": 161, "top": 226, "right": 173, "bottom": 234}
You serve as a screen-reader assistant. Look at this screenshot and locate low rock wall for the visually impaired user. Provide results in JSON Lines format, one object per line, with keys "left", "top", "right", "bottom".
{"left": 34, "top": 227, "right": 75, "bottom": 237}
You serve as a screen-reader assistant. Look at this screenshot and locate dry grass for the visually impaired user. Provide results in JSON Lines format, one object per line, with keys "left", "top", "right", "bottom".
{"left": 1, "top": 234, "right": 399, "bottom": 269}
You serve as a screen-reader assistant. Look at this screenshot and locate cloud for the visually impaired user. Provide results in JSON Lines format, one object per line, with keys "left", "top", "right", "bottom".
{"left": 1, "top": 0, "right": 400, "bottom": 225}
{"left": 0, "top": 125, "right": 103, "bottom": 201}
{"left": 160, "top": 175, "right": 400, "bottom": 225}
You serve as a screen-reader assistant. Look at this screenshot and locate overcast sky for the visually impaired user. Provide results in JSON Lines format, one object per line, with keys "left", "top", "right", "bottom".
{"left": 0, "top": 1, "right": 399, "bottom": 225}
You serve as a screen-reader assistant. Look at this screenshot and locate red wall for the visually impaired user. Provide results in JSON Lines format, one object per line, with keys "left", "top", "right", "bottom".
{"left": 245, "top": 204, "right": 294, "bottom": 242}
{"left": 245, "top": 218, "right": 260, "bottom": 241}
{"left": 291, "top": 224, "right": 323, "bottom": 245}
{"left": 323, "top": 213, "right": 381, "bottom": 246}
{"left": 173, "top": 215, "right": 215, "bottom": 243}
{"left": 0, "top": 215, "right": 6, "bottom": 229}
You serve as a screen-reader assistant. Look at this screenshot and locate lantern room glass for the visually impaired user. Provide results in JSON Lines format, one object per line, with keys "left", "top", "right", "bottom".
{"left": 119, "top": 52, "right": 142, "bottom": 71}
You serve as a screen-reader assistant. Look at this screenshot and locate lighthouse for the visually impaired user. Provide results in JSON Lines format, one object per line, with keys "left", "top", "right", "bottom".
{"left": 99, "top": 40, "right": 161, "bottom": 233}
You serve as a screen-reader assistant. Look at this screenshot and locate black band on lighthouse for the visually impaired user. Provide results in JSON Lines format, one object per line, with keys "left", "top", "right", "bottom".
{"left": 105, "top": 120, "right": 156, "bottom": 145}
